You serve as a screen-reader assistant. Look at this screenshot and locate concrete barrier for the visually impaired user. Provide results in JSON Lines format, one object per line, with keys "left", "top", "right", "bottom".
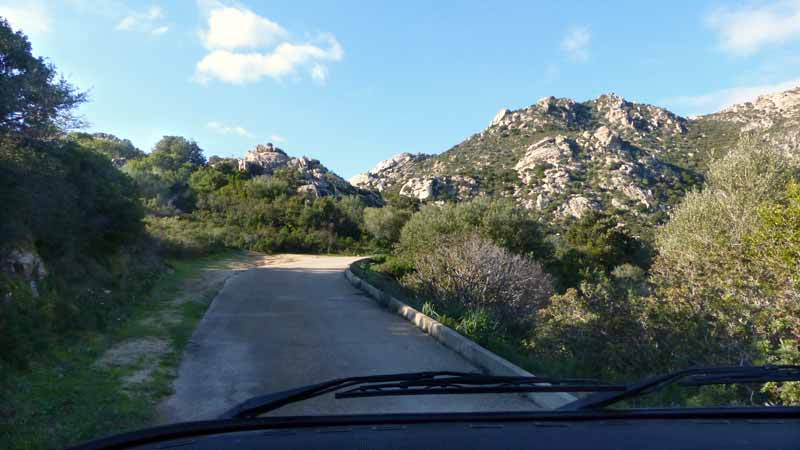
{"left": 344, "top": 265, "right": 575, "bottom": 410}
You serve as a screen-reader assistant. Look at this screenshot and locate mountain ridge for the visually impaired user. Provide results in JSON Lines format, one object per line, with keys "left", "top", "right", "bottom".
{"left": 350, "top": 86, "right": 800, "bottom": 223}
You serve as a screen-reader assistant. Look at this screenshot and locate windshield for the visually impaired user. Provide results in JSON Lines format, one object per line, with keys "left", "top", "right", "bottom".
{"left": 2, "top": 2, "right": 800, "bottom": 449}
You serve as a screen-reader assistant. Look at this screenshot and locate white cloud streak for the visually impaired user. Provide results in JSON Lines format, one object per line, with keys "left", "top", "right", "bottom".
{"left": 561, "top": 26, "right": 590, "bottom": 62}
{"left": 270, "top": 134, "right": 287, "bottom": 143}
{"left": 310, "top": 64, "right": 328, "bottom": 83}
{"left": 116, "top": 5, "right": 169, "bottom": 35}
{"left": 707, "top": 1, "right": 800, "bottom": 55}
{"left": 194, "top": 3, "right": 343, "bottom": 85}
{"left": 664, "top": 78, "right": 800, "bottom": 115}
{"left": 207, "top": 121, "right": 254, "bottom": 137}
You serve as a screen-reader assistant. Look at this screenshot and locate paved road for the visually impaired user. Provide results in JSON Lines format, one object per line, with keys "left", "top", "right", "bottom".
{"left": 158, "top": 255, "right": 536, "bottom": 423}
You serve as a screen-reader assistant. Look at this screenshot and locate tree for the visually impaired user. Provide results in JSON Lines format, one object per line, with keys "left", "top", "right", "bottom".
{"left": 189, "top": 166, "right": 229, "bottom": 195}
{"left": 0, "top": 19, "right": 85, "bottom": 140}
{"left": 564, "top": 211, "right": 651, "bottom": 271}
{"left": 648, "top": 143, "right": 799, "bottom": 382}
{"left": 65, "top": 132, "right": 144, "bottom": 160}
{"left": 149, "top": 136, "right": 206, "bottom": 172}
{"left": 363, "top": 206, "right": 410, "bottom": 247}
{"left": 396, "top": 198, "right": 546, "bottom": 264}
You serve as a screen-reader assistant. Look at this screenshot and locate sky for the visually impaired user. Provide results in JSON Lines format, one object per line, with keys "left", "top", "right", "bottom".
{"left": 3, "top": 0, "right": 800, "bottom": 178}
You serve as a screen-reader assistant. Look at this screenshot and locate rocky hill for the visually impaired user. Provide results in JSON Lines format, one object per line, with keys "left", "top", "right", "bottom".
{"left": 701, "top": 86, "right": 800, "bottom": 152}
{"left": 239, "top": 143, "right": 381, "bottom": 204}
{"left": 350, "top": 88, "right": 800, "bottom": 224}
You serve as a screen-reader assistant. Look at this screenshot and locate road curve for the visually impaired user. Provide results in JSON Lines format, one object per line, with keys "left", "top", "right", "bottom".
{"left": 158, "top": 255, "right": 535, "bottom": 423}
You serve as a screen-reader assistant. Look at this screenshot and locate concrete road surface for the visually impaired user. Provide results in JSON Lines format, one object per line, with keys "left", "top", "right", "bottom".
{"left": 158, "top": 255, "right": 537, "bottom": 423}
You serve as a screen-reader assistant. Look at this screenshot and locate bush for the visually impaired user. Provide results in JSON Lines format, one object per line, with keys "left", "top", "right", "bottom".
{"left": 650, "top": 144, "right": 797, "bottom": 366}
{"left": 363, "top": 206, "right": 411, "bottom": 247}
{"left": 407, "top": 235, "right": 553, "bottom": 323}
{"left": 397, "top": 198, "right": 546, "bottom": 265}
{"left": 564, "top": 211, "right": 652, "bottom": 272}
{"left": 532, "top": 273, "right": 652, "bottom": 379}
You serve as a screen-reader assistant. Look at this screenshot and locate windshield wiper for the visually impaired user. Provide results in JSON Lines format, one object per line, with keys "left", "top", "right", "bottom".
{"left": 561, "top": 365, "right": 800, "bottom": 411}
{"left": 221, "top": 371, "right": 625, "bottom": 419}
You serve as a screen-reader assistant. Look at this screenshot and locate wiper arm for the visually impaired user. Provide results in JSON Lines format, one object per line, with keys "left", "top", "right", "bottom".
{"left": 561, "top": 365, "right": 800, "bottom": 411}
{"left": 221, "top": 371, "right": 625, "bottom": 419}
{"left": 221, "top": 371, "right": 469, "bottom": 419}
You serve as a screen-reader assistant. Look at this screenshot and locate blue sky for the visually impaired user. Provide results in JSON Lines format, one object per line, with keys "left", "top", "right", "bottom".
{"left": 3, "top": 0, "right": 800, "bottom": 178}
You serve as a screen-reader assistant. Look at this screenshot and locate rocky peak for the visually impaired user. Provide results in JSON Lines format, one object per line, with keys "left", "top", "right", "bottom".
{"left": 592, "top": 93, "right": 687, "bottom": 135}
{"left": 711, "top": 85, "right": 800, "bottom": 134}
{"left": 255, "top": 142, "right": 286, "bottom": 155}
{"left": 485, "top": 96, "right": 586, "bottom": 134}
{"left": 349, "top": 152, "right": 431, "bottom": 192}
{"left": 239, "top": 143, "right": 290, "bottom": 173}
{"left": 236, "top": 143, "right": 377, "bottom": 202}
{"left": 720, "top": 86, "right": 800, "bottom": 116}
{"left": 490, "top": 108, "right": 512, "bottom": 127}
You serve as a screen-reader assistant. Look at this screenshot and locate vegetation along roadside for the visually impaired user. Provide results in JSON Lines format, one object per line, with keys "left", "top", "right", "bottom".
{"left": 0, "top": 251, "right": 267, "bottom": 450}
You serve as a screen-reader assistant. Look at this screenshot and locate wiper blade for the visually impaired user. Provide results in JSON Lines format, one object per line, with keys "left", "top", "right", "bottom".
{"left": 561, "top": 365, "right": 800, "bottom": 411}
{"left": 221, "top": 371, "right": 625, "bottom": 419}
{"left": 336, "top": 373, "right": 624, "bottom": 398}
{"left": 679, "top": 365, "right": 800, "bottom": 386}
{"left": 221, "top": 371, "right": 468, "bottom": 419}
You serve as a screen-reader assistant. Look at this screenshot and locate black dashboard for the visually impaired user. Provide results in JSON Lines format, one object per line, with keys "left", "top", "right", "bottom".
{"left": 70, "top": 409, "right": 800, "bottom": 450}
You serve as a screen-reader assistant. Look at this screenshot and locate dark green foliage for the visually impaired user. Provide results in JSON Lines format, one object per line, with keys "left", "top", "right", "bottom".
{"left": 148, "top": 136, "right": 205, "bottom": 171}
{"left": 0, "top": 19, "right": 86, "bottom": 140}
{"left": 563, "top": 211, "right": 652, "bottom": 272}
{"left": 0, "top": 140, "right": 144, "bottom": 257}
{"left": 533, "top": 271, "right": 652, "bottom": 379}
{"left": 65, "top": 132, "right": 145, "bottom": 161}
{"left": 397, "top": 198, "right": 547, "bottom": 265}
{"left": 0, "top": 139, "right": 158, "bottom": 368}
{"left": 188, "top": 166, "right": 229, "bottom": 194}
{"left": 363, "top": 206, "right": 411, "bottom": 248}
{"left": 167, "top": 165, "right": 372, "bottom": 255}
{"left": 124, "top": 136, "right": 208, "bottom": 213}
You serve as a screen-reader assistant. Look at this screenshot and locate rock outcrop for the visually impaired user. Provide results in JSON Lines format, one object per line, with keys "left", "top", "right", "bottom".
{"left": 1, "top": 243, "right": 48, "bottom": 297}
{"left": 238, "top": 143, "right": 381, "bottom": 204}
{"left": 702, "top": 86, "right": 800, "bottom": 153}
{"left": 349, "top": 152, "right": 431, "bottom": 192}
{"left": 399, "top": 175, "right": 480, "bottom": 201}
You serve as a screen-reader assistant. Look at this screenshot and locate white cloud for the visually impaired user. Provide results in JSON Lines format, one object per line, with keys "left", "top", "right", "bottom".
{"left": 0, "top": 2, "right": 51, "bottom": 34}
{"left": 270, "top": 134, "right": 287, "bottom": 143}
{"left": 561, "top": 26, "right": 590, "bottom": 62}
{"left": 664, "top": 78, "right": 800, "bottom": 114}
{"left": 116, "top": 5, "right": 168, "bottom": 35}
{"left": 707, "top": 1, "right": 800, "bottom": 55}
{"left": 207, "top": 121, "right": 254, "bottom": 137}
{"left": 195, "top": 3, "right": 343, "bottom": 85}
{"left": 310, "top": 64, "right": 328, "bottom": 83}
{"left": 200, "top": 4, "right": 287, "bottom": 50}
{"left": 196, "top": 33, "right": 343, "bottom": 84}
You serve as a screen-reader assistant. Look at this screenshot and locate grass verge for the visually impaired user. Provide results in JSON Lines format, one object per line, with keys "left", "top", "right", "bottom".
{"left": 0, "top": 251, "right": 260, "bottom": 450}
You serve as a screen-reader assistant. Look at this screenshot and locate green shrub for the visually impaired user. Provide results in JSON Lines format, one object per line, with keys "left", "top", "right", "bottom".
{"left": 396, "top": 198, "right": 546, "bottom": 265}
{"left": 363, "top": 206, "right": 411, "bottom": 248}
